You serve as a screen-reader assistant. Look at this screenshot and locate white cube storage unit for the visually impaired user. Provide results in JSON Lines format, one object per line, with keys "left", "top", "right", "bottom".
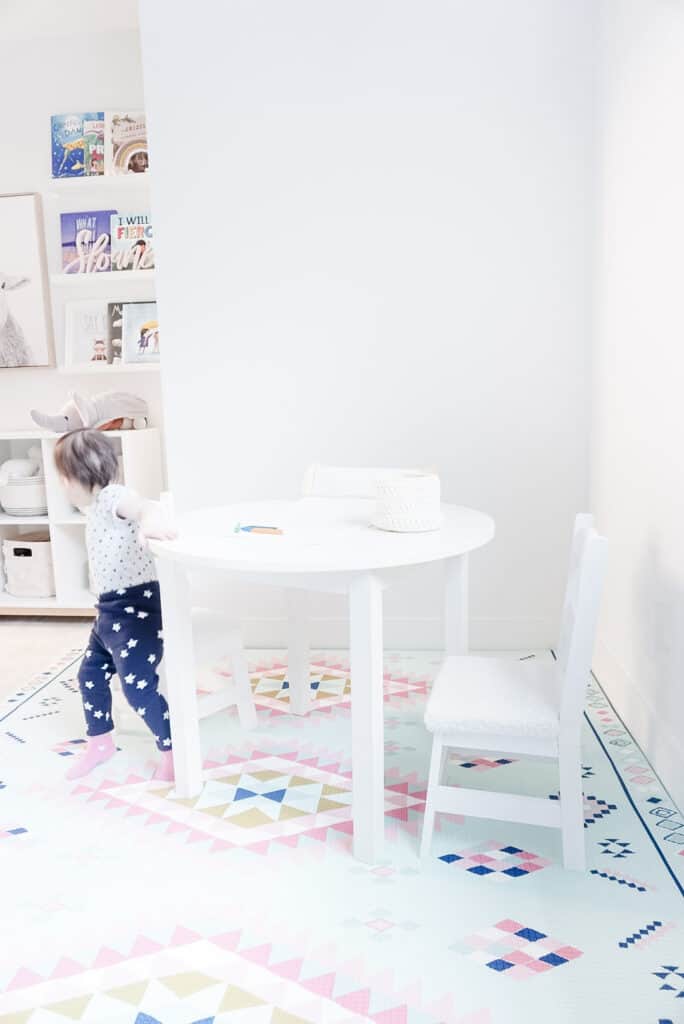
{"left": 0, "top": 428, "right": 162, "bottom": 615}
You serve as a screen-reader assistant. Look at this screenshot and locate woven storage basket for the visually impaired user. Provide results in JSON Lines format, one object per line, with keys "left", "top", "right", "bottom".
{"left": 2, "top": 532, "right": 56, "bottom": 597}
{"left": 373, "top": 472, "right": 441, "bottom": 532}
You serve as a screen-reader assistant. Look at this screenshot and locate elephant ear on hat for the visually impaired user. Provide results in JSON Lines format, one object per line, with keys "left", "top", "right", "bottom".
{"left": 30, "top": 394, "right": 85, "bottom": 434}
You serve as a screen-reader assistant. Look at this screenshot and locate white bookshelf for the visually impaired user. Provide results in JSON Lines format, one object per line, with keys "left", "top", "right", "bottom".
{"left": 0, "top": 428, "right": 162, "bottom": 617}
{"left": 56, "top": 362, "right": 159, "bottom": 376}
{"left": 49, "top": 174, "right": 153, "bottom": 192}
{"left": 50, "top": 269, "right": 156, "bottom": 288}
{"left": 42, "top": 176, "right": 158, "bottom": 373}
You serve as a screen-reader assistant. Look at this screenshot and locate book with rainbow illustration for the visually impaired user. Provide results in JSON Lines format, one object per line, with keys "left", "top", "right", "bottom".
{"left": 105, "top": 112, "right": 149, "bottom": 175}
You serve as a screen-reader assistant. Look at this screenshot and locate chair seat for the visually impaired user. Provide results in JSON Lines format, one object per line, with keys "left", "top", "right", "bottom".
{"left": 424, "top": 656, "right": 561, "bottom": 739}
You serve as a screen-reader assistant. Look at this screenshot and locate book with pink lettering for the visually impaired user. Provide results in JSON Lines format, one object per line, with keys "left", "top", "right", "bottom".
{"left": 60, "top": 209, "right": 116, "bottom": 274}
{"left": 110, "top": 212, "right": 154, "bottom": 271}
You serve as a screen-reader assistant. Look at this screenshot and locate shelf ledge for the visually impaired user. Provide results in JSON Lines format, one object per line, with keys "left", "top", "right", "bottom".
{"left": 50, "top": 270, "right": 156, "bottom": 286}
{"left": 57, "top": 363, "right": 160, "bottom": 374}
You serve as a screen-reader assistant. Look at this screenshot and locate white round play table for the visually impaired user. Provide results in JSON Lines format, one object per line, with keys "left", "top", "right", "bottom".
{"left": 151, "top": 498, "right": 495, "bottom": 862}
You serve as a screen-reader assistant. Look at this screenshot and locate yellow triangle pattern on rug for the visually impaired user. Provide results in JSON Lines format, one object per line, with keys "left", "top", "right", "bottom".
{"left": 219, "top": 984, "right": 267, "bottom": 1012}
{"left": 160, "top": 971, "right": 220, "bottom": 997}
{"left": 249, "top": 667, "right": 351, "bottom": 708}
{"left": 44, "top": 995, "right": 92, "bottom": 1020}
{"left": 106, "top": 981, "right": 150, "bottom": 1006}
{"left": 271, "top": 1009, "right": 313, "bottom": 1024}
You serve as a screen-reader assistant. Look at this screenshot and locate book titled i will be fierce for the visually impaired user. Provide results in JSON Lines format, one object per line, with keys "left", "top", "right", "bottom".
{"left": 110, "top": 212, "right": 154, "bottom": 271}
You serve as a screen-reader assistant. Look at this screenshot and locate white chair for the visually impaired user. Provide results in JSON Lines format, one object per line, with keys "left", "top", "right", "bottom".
{"left": 302, "top": 464, "right": 424, "bottom": 499}
{"left": 419, "top": 514, "right": 607, "bottom": 870}
{"left": 115, "top": 603, "right": 257, "bottom": 736}
{"left": 287, "top": 463, "right": 427, "bottom": 715}
{"left": 116, "top": 494, "right": 258, "bottom": 736}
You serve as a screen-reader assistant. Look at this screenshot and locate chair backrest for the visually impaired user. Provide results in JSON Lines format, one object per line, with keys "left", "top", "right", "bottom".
{"left": 159, "top": 490, "right": 175, "bottom": 516}
{"left": 557, "top": 514, "right": 608, "bottom": 731}
{"left": 557, "top": 513, "right": 594, "bottom": 668}
{"left": 302, "top": 464, "right": 425, "bottom": 499}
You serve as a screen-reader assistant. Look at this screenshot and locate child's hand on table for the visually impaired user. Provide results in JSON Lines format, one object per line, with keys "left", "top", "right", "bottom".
{"left": 139, "top": 502, "right": 178, "bottom": 544}
{"left": 116, "top": 492, "right": 178, "bottom": 547}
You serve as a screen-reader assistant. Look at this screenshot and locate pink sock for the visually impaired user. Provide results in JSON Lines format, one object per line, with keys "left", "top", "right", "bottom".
{"left": 153, "top": 750, "right": 175, "bottom": 782}
{"left": 65, "top": 733, "right": 116, "bottom": 780}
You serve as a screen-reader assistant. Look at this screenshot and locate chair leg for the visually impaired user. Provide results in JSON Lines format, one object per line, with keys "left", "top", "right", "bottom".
{"left": 287, "top": 588, "right": 311, "bottom": 716}
{"left": 231, "top": 648, "right": 258, "bottom": 731}
{"left": 559, "top": 740, "right": 585, "bottom": 870}
{"left": 419, "top": 736, "right": 445, "bottom": 863}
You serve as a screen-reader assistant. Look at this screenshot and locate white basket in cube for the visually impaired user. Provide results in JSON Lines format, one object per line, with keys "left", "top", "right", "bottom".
{"left": 2, "top": 532, "right": 56, "bottom": 597}
{"left": 373, "top": 472, "right": 441, "bottom": 532}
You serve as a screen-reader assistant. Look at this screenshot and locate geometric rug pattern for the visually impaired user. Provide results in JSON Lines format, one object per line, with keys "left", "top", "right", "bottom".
{"left": 451, "top": 919, "right": 583, "bottom": 980}
{"left": 1, "top": 647, "right": 682, "bottom": 1024}
{"left": 439, "top": 842, "right": 552, "bottom": 879}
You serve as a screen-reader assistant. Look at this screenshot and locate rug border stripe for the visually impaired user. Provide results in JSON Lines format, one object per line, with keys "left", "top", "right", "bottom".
{"left": 0, "top": 650, "right": 83, "bottom": 724}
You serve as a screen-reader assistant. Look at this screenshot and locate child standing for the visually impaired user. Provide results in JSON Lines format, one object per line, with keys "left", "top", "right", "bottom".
{"left": 54, "top": 428, "right": 177, "bottom": 781}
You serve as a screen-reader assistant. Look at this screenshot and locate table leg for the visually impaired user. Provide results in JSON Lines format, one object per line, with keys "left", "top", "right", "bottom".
{"left": 286, "top": 588, "right": 311, "bottom": 715}
{"left": 444, "top": 553, "right": 469, "bottom": 655}
{"left": 349, "top": 573, "right": 384, "bottom": 863}
{"left": 156, "top": 558, "right": 203, "bottom": 798}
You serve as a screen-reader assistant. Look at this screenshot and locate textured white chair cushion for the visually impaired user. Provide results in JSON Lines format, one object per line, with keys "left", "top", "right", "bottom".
{"left": 424, "top": 656, "right": 561, "bottom": 738}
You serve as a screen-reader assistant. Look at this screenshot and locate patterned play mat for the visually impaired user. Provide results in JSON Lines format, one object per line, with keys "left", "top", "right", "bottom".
{"left": 0, "top": 649, "right": 682, "bottom": 1024}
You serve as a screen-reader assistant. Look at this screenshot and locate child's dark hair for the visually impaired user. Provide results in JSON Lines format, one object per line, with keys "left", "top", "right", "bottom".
{"left": 54, "top": 429, "right": 119, "bottom": 491}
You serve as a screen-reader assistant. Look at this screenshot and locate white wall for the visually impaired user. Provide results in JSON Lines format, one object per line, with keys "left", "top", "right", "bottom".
{"left": 140, "top": 0, "right": 597, "bottom": 648}
{"left": 593, "top": 0, "right": 684, "bottom": 808}
{"left": 0, "top": 6, "right": 163, "bottom": 437}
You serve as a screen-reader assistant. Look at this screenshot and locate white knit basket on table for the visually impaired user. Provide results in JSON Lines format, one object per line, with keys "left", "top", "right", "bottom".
{"left": 372, "top": 472, "right": 441, "bottom": 533}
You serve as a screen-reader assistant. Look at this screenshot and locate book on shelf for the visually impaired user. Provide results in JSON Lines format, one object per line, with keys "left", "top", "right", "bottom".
{"left": 106, "top": 302, "right": 125, "bottom": 364}
{"left": 105, "top": 112, "right": 149, "bottom": 175}
{"left": 60, "top": 209, "right": 117, "bottom": 274}
{"left": 110, "top": 212, "right": 154, "bottom": 271}
{"left": 64, "top": 301, "right": 109, "bottom": 366}
{"left": 121, "top": 301, "right": 159, "bottom": 363}
{"left": 51, "top": 113, "right": 105, "bottom": 178}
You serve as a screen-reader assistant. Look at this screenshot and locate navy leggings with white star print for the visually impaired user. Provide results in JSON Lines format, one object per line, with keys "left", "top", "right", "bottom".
{"left": 77, "top": 581, "right": 171, "bottom": 751}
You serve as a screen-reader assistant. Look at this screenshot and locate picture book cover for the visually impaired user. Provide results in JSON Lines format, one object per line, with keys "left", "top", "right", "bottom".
{"left": 60, "top": 209, "right": 116, "bottom": 274}
{"left": 110, "top": 212, "right": 155, "bottom": 271}
{"left": 64, "top": 301, "right": 108, "bottom": 366}
{"left": 51, "top": 113, "right": 104, "bottom": 178}
{"left": 105, "top": 112, "right": 149, "bottom": 175}
{"left": 122, "top": 301, "right": 159, "bottom": 363}
{"left": 106, "top": 302, "right": 125, "bottom": 364}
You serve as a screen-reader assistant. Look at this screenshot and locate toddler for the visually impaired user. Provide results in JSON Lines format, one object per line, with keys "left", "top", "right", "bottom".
{"left": 55, "top": 428, "right": 177, "bottom": 781}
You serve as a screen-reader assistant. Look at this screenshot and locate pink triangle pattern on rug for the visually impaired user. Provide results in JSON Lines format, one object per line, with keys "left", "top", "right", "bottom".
{"left": 66, "top": 744, "right": 426, "bottom": 855}
{"left": 0, "top": 917, "right": 491, "bottom": 1023}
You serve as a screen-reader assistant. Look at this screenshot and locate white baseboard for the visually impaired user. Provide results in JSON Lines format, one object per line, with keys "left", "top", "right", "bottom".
{"left": 237, "top": 616, "right": 554, "bottom": 652}
{"left": 593, "top": 641, "right": 684, "bottom": 812}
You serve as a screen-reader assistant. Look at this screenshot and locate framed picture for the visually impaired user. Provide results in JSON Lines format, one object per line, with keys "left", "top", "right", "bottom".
{"left": 121, "top": 301, "right": 159, "bottom": 363}
{"left": 64, "top": 301, "right": 108, "bottom": 367}
{"left": 0, "top": 193, "right": 53, "bottom": 368}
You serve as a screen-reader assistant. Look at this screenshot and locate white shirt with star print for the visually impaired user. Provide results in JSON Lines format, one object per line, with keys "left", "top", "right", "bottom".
{"left": 86, "top": 484, "right": 157, "bottom": 596}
